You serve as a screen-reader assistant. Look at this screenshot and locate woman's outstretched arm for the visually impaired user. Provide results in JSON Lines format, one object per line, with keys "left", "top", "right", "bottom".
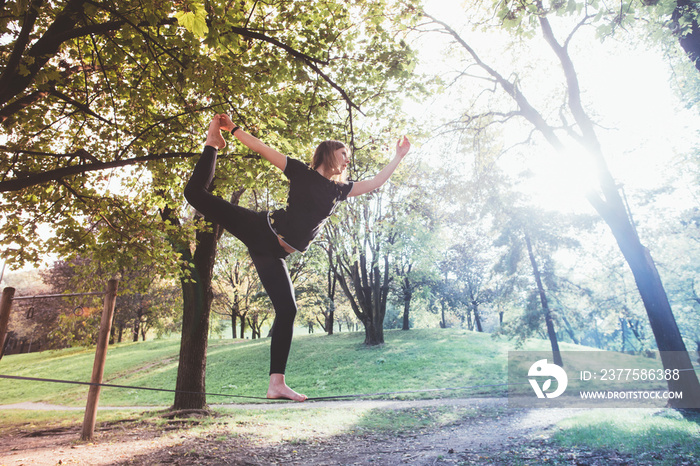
{"left": 348, "top": 136, "right": 411, "bottom": 197}
{"left": 219, "top": 114, "right": 287, "bottom": 171}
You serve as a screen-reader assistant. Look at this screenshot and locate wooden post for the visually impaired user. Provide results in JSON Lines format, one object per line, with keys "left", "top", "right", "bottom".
{"left": 81, "top": 279, "right": 118, "bottom": 441}
{"left": 0, "top": 287, "right": 15, "bottom": 361}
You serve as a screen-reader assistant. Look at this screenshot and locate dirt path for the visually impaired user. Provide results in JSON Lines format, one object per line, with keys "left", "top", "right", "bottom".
{"left": 252, "top": 400, "right": 579, "bottom": 465}
{"left": 0, "top": 398, "right": 581, "bottom": 465}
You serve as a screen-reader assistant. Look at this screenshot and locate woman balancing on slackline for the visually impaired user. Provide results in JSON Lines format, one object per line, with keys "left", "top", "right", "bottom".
{"left": 185, "top": 114, "right": 411, "bottom": 401}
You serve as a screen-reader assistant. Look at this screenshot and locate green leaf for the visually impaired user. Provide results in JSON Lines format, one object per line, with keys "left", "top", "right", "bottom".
{"left": 175, "top": 3, "right": 209, "bottom": 38}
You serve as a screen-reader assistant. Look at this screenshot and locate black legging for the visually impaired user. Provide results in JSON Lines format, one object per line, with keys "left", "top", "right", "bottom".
{"left": 184, "top": 146, "right": 297, "bottom": 375}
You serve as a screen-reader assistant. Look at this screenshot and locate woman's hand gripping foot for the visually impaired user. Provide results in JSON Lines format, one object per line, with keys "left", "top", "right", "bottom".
{"left": 205, "top": 114, "right": 226, "bottom": 150}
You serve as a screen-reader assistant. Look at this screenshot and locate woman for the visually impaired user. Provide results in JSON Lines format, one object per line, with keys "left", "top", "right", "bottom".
{"left": 185, "top": 114, "right": 410, "bottom": 401}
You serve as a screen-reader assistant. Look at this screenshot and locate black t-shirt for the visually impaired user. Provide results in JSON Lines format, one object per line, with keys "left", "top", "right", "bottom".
{"left": 268, "top": 157, "right": 354, "bottom": 252}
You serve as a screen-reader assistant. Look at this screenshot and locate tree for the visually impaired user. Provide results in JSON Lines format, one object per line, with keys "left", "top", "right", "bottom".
{"left": 327, "top": 135, "right": 416, "bottom": 344}
{"left": 419, "top": 0, "right": 700, "bottom": 408}
{"left": 246, "top": 293, "right": 271, "bottom": 340}
{"left": 388, "top": 170, "right": 443, "bottom": 331}
{"left": 37, "top": 254, "right": 179, "bottom": 346}
{"left": 332, "top": 192, "right": 394, "bottom": 345}
{"left": 524, "top": 231, "right": 561, "bottom": 365}
{"left": 493, "top": 206, "right": 584, "bottom": 366}
{"left": 439, "top": 240, "right": 497, "bottom": 333}
{"left": 213, "top": 235, "right": 259, "bottom": 339}
{"left": 1, "top": 269, "right": 56, "bottom": 355}
{"left": 577, "top": 0, "right": 700, "bottom": 73}
{"left": 315, "top": 240, "right": 342, "bottom": 334}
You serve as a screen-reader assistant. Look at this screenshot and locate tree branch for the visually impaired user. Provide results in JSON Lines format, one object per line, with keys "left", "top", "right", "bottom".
{"left": 423, "top": 12, "right": 563, "bottom": 151}
{"left": 0, "top": 91, "right": 49, "bottom": 124}
{"left": 0, "top": 0, "right": 161, "bottom": 110}
{"left": 536, "top": 9, "right": 621, "bottom": 205}
{"left": 85, "top": 0, "right": 187, "bottom": 69}
{"left": 0, "top": 0, "right": 88, "bottom": 107}
{"left": 52, "top": 20, "right": 127, "bottom": 44}
{"left": 225, "top": 26, "right": 364, "bottom": 115}
{"left": 48, "top": 89, "right": 113, "bottom": 125}
{"left": 227, "top": 26, "right": 328, "bottom": 65}
{"left": 0, "top": 0, "right": 44, "bottom": 93}
{"left": 0, "top": 151, "right": 198, "bottom": 193}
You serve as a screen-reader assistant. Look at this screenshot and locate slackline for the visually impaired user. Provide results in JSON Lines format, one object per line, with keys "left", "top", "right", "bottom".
{"left": 0, "top": 373, "right": 521, "bottom": 402}
{"left": 0, "top": 374, "right": 267, "bottom": 401}
{"left": 2, "top": 367, "right": 698, "bottom": 403}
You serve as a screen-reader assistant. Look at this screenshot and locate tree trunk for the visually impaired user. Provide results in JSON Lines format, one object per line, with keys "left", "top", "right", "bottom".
{"left": 249, "top": 315, "right": 260, "bottom": 339}
{"left": 335, "top": 252, "right": 389, "bottom": 346}
{"left": 587, "top": 187, "right": 700, "bottom": 407}
{"left": 540, "top": 10, "right": 700, "bottom": 407}
{"left": 440, "top": 301, "right": 447, "bottom": 329}
{"left": 673, "top": 0, "right": 700, "bottom": 72}
{"left": 402, "top": 295, "right": 411, "bottom": 330}
{"left": 172, "top": 223, "right": 220, "bottom": 410}
{"left": 231, "top": 313, "right": 237, "bottom": 339}
{"left": 525, "top": 234, "right": 563, "bottom": 367}
{"left": 593, "top": 319, "right": 603, "bottom": 349}
{"left": 248, "top": 316, "right": 256, "bottom": 339}
{"left": 402, "top": 278, "right": 412, "bottom": 331}
{"left": 628, "top": 319, "right": 644, "bottom": 348}
{"left": 164, "top": 190, "right": 238, "bottom": 410}
{"left": 624, "top": 242, "right": 700, "bottom": 405}
{"left": 369, "top": 260, "right": 389, "bottom": 345}
{"left": 620, "top": 317, "right": 628, "bottom": 352}
{"left": 325, "top": 243, "right": 337, "bottom": 335}
{"left": 471, "top": 301, "right": 483, "bottom": 332}
{"left": 363, "top": 317, "right": 382, "bottom": 345}
{"left": 561, "top": 315, "right": 580, "bottom": 345}
{"left": 326, "top": 301, "right": 335, "bottom": 335}
{"left": 132, "top": 308, "right": 141, "bottom": 342}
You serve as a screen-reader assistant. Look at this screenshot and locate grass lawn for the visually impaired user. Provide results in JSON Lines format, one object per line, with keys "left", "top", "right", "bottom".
{"left": 0, "top": 328, "right": 565, "bottom": 406}
{"left": 550, "top": 409, "right": 700, "bottom": 463}
{"left": 481, "top": 409, "right": 700, "bottom": 466}
{"left": 0, "top": 328, "right": 682, "bottom": 407}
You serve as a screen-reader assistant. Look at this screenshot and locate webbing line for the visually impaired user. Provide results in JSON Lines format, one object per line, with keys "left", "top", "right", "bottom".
{"left": 11, "top": 291, "right": 104, "bottom": 301}
{"left": 2, "top": 367, "right": 699, "bottom": 404}
{"left": 307, "top": 367, "right": 700, "bottom": 401}
{"left": 0, "top": 374, "right": 519, "bottom": 403}
{"left": 0, "top": 374, "right": 268, "bottom": 401}
{"left": 306, "top": 382, "right": 524, "bottom": 401}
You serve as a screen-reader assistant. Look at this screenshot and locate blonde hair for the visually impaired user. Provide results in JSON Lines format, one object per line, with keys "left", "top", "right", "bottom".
{"left": 311, "top": 140, "right": 349, "bottom": 182}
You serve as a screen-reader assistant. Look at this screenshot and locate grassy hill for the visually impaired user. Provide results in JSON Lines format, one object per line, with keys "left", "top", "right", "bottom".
{"left": 0, "top": 328, "right": 670, "bottom": 407}
{"left": 0, "top": 328, "right": 539, "bottom": 406}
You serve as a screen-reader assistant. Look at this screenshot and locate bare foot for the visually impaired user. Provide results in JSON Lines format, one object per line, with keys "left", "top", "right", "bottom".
{"left": 205, "top": 114, "right": 226, "bottom": 149}
{"left": 267, "top": 374, "right": 307, "bottom": 402}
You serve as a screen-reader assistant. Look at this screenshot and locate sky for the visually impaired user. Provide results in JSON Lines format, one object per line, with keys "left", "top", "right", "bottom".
{"left": 410, "top": 0, "right": 700, "bottom": 216}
